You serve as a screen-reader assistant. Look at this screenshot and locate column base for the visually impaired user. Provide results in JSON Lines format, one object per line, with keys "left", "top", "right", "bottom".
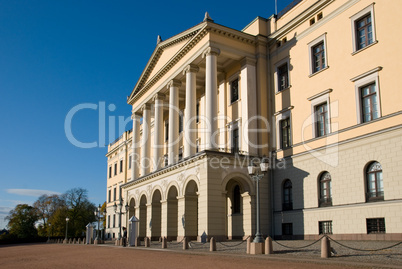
{"left": 250, "top": 242, "right": 265, "bottom": 255}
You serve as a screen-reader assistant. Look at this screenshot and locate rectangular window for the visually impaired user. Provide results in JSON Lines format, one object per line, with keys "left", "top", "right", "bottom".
{"left": 315, "top": 103, "right": 329, "bottom": 137}
{"left": 165, "top": 121, "right": 169, "bottom": 141}
{"left": 129, "top": 155, "right": 132, "bottom": 170}
{"left": 367, "top": 218, "right": 385, "bottom": 234}
{"left": 109, "top": 166, "right": 112, "bottom": 178}
{"left": 113, "top": 232, "right": 115, "bottom": 238}
{"left": 164, "top": 154, "right": 168, "bottom": 167}
{"left": 113, "top": 188, "right": 116, "bottom": 201}
{"left": 196, "top": 140, "right": 199, "bottom": 153}
{"left": 196, "top": 100, "right": 200, "bottom": 123}
{"left": 312, "top": 42, "right": 325, "bottom": 73}
{"left": 178, "top": 148, "right": 183, "bottom": 161}
{"left": 356, "top": 14, "right": 373, "bottom": 50}
{"left": 282, "top": 223, "right": 293, "bottom": 236}
{"left": 179, "top": 111, "right": 183, "bottom": 133}
{"left": 278, "top": 63, "right": 289, "bottom": 91}
{"left": 120, "top": 160, "right": 123, "bottom": 173}
{"left": 231, "top": 128, "right": 239, "bottom": 154}
{"left": 280, "top": 118, "right": 291, "bottom": 149}
{"left": 108, "top": 190, "right": 111, "bottom": 203}
{"left": 361, "top": 83, "right": 379, "bottom": 123}
{"left": 107, "top": 215, "right": 110, "bottom": 228}
{"left": 113, "top": 214, "right": 116, "bottom": 228}
{"left": 230, "top": 78, "right": 239, "bottom": 103}
{"left": 114, "top": 163, "right": 117, "bottom": 175}
{"left": 319, "top": 221, "right": 333, "bottom": 234}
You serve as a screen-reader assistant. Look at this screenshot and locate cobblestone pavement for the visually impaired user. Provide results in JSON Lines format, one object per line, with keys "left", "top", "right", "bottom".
{"left": 133, "top": 238, "right": 402, "bottom": 267}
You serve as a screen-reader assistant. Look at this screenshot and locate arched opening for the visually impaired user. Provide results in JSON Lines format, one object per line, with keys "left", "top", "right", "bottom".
{"left": 365, "top": 161, "right": 384, "bottom": 202}
{"left": 167, "top": 186, "right": 178, "bottom": 240}
{"left": 225, "top": 179, "right": 245, "bottom": 239}
{"left": 139, "top": 195, "right": 147, "bottom": 239}
{"left": 129, "top": 198, "right": 135, "bottom": 219}
{"left": 151, "top": 190, "right": 162, "bottom": 240}
{"left": 184, "top": 180, "right": 198, "bottom": 240}
{"left": 318, "top": 172, "right": 332, "bottom": 207}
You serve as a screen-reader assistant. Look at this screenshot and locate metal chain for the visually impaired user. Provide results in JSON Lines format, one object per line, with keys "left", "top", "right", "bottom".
{"left": 167, "top": 237, "right": 185, "bottom": 245}
{"left": 217, "top": 236, "right": 251, "bottom": 248}
{"left": 272, "top": 236, "right": 324, "bottom": 249}
{"left": 327, "top": 236, "right": 402, "bottom": 252}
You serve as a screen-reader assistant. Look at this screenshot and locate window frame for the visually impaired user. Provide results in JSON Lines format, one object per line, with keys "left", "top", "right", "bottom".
{"left": 309, "top": 91, "right": 331, "bottom": 138}
{"left": 366, "top": 218, "right": 385, "bottom": 234}
{"left": 350, "top": 4, "right": 377, "bottom": 53}
{"left": 319, "top": 172, "right": 332, "bottom": 207}
{"left": 366, "top": 161, "right": 384, "bottom": 202}
{"left": 230, "top": 77, "right": 239, "bottom": 104}
{"left": 351, "top": 68, "right": 381, "bottom": 124}
{"left": 275, "top": 108, "right": 292, "bottom": 150}
{"left": 119, "top": 159, "right": 123, "bottom": 173}
{"left": 315, "top": 102, "right": 329, "bottom": 137}
{"left": 280, "top": 118, "right": 291, "bottom": 149}
{"left": 308, "top": 33, "right": 328, "bottom": 76}
{"left": 282, "top": 179, "right": 293, "bottom": 211}
{"left": 282, "top": 223, "right": 293, "bottom": 236}
{"left": 128, "top": 155, "right": 132, "bottom": 170}
{"left": 274, "top": 57, "right": 290, "bottom": 93}
{"left": 319, "top": 220, "right": 333, "bottom": 234}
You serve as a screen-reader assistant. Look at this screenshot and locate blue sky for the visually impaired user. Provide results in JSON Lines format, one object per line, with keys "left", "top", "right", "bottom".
{"left": 0, "top": 0, "right": 293, "bottom": 229}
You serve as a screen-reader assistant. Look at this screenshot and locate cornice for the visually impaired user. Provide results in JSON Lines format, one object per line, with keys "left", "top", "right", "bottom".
{"left": 105, "top": 137, "right": 132, "bottom": 158}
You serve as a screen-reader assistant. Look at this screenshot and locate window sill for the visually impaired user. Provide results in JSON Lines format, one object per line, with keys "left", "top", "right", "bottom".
{"left": 275, "top": 85, "right": 292, "bottom": 95}
{"left": 352, "top": 40, "right": 378, "bottom": 56}
{"left": 229, "top": 99, "right": 241, "bottom": 106}
{"left": 309, "top": 66, "right": 329, "bottom": 78}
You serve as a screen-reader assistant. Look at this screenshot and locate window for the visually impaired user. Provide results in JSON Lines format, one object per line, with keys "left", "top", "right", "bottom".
{"left": 315, "top": 103, "right": 329, "bottom": 137}
{"left": 108, "top": 189, "right": 111, "bottom": 203}
{"left": 351, "top": 67, "right": 381, "bottom": 124}
{"left": 165, "top": 121, "right": 169, "bottom": 141}
{"left": 120, "top": 159, "right": 123, "bottom": 173}
{"left": 367, "top": 218, "right": 385, "bottom": 234}
{"left": 319, "top": 221, "right": 332, "bottom": 234}
{"left": 278, "top": 63, "right": 289, "bottom": 91}
{"left": 113, "top": 214, "right": 116, "bottom": 228}
{"left": 196, "top": 99, "right": 200, "bottom": 123}
{"left": 164, "top": 154, "right": 168, "bottom": 167}
{"left": 178, "top": 147, "right": 183, "bottom": 161}
{"left": 113, "top": 188, "right": 116, "bottom": 201}
{"left": 114, "top": 163, "right": 117, "bottom": 175}
{"left": 233, "top": 185, "right": 241, "bottom": 214}
{"left": 319, "top": 172, "right": 332, "bottom": 207}
{"left": 312, "top": 42, "right": 325, "bottom": 73}
{"left": 366, "top": 162, "right": 384, "bottom": 202}
{"left": 280, "top": 118, "right": 291, "bottom": 149}
{"left": 351, "top": 4, "right": 376, "bottom": 53}
{"left": 231, "top": 128, "right": 239, "bottom": 154}
{"left": 109, "top": 166, "right": 112, "bottom": 178}
{"left": 308, "top": 34, "right": 328, "bottom": 75}
{"left": 282, "top": 180, "right": 293, "bottom": 211}
{"left": 230, "top": 78, "right": 239, "bottom": 103}
{"left": 361, "top": 83, "right": 379, "bottom": 123}
{"left": 317, "top": 12, "right": 323, "bottom": 21}
{"left": 107, "top": 215, "right": 110, "bottom": 228}
{"left": 179, "top": 111, "right": 183, "bottom": 133}
{"left": 274, "top": 58, "right": 290, "bottom": 93}
{"left": 282, "top": 223, "right": 293, "bottom": 235}
{"left": 196, "top": 139, "right": 200, "bottom": 153}
{"left": 129, "top": 155, "right": 132, "bottom": 170}
{"left": 113, "top": 233, "right": 115, "bottom": 238}
{"left": 310, "top": 18, "right": 315, "bottom": 25}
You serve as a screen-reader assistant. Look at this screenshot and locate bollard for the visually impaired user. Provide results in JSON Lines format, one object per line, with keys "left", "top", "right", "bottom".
{"left": 183, "top": 237, "right": 189, "bottom": 250}
{"left": 73, "top": 238, "right": 76, "bottom": 244}
{"left": 135, "top": 237, "right": 141, "bottom": 247}
{"left": 265, "top": 236, "right": 273, "bottom": 254}
{"left": 321, "top": 236, "right": 331, "bottom": 258}
{"left": 68, "top": 238, "right": 72, "bottom": 244}
{"left": 162, "top": 237, "right": 167, "bottom": 249}
{"left": 145, "top": 237, "right": 150, "bottom": 248}
{"left": 210, "top": 237, "right": 216, "bottom": 252}
{"left": 246, "top": 237, "right": 251, "bottom": 254}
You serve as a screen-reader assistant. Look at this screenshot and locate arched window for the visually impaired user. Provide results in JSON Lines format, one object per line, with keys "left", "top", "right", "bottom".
{"left": 233, "top": 185, "right": 241, "bottom": 214}
{"left": 366, "top": 162, "right": 384, "bottom": 201}
{"left": 319, "top": 172, "right": 332, "bottom": 207}
{"left": 282, "top": 180, "right": 293, "bottom": 211}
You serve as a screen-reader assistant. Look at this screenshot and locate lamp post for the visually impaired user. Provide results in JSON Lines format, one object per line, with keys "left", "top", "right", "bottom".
{"left": 65, "top": 217, "right": 70, "bottom": 241}
{"left": 47, "top": 223, "right": 51, "bottom": 242}
{"left": 248, "top": 157, "right": 269, "bottom": 243}
{"left": 114, "top": 198, "right": 129, "bottom": 241}
{"left": 94, "top": 204, "right": 101, "bottom": 242}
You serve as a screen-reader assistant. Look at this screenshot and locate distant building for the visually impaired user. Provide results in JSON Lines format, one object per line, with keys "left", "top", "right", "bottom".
{"left": 106, "top": 0, "right": 402, "bottom": 241}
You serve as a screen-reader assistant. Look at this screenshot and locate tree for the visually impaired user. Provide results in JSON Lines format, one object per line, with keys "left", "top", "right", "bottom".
{"left": 33, "top": 194, "right": 64, "bottom": 236}
{"left": 5, "top": 204, "right": 38, "bottom": 238}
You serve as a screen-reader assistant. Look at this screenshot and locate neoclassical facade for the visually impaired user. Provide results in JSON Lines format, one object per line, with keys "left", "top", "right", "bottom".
{"left": 106, "top": 0, "right": 402, "bottom": 242}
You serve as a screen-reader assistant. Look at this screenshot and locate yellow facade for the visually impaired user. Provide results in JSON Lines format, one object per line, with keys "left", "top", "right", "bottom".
{"left": 106, "top": 0, "right": 402, "bottom": 241}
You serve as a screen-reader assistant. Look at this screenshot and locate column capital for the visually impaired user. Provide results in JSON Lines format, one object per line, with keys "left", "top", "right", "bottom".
{"left": 167, "top": 79, "right": 182, "bottom": 89}
{"left": 183, "top": 64, "right": 199, "bottom": 75}
{"left": 152, "top": 92, "right": 166, "bottom": 102}
{"left": 141, "top": 103, "right": 151, "bottom": 112}
{"left": 131, "top": 110, "right": 142, "bottom": 119}
{"left": 240, "top": 57, "right": 257, "bottom": 67}
{"left": 202, "top": 47, "right": 220, "bottom": 58}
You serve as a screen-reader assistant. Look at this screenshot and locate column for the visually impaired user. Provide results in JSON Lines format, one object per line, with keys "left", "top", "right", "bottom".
{"left": 131, "top": 111, "right": 141, "bottom": 181}
{"left": 202, "top": 47, "right": 220, "bottom": 150}
{"left": 218, "top": 78, "right": 227, "bottom": 150}
{"left": 183, "top": 64, "right": 199, "bottom": 158}
{"left": 177, "top": 196, "right": 186, "bottom": 241}
{"left": 146, "top": 203, "right": 152, "bottom": 238}
{"left": 240, "top": 57, "right": 258, "bottom": 156}
{"left": 168, "top": 79, "right": 181, "bottom": 165}
{"left": 141, "top": 103, "right": 151, "bottom": 176}
{"left": 153, "top": 93, "right": 165, "bottom": 171}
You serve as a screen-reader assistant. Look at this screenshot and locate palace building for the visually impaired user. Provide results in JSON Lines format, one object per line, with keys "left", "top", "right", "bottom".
{"left": 106, "top": 0, "right": 402, "bottom": 242}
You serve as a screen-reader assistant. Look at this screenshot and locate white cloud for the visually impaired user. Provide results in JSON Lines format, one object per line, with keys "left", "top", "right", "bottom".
{"left": 0, "top": 206, "right": 13, "bottom": 215}
{"left": 6, "top": 189, "right": 61, "bottom": 197}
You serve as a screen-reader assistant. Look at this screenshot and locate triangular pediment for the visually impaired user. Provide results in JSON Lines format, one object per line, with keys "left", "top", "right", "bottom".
{"left": 128, "top": 23, "right": 205, "bottom": 102}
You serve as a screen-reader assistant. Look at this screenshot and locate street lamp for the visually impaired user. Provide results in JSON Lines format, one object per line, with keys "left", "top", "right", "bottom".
{"left": 65, "top": 217, "right": 70, "bottom": 241}
{"left": 114, "top": 198, "right": 129, "bottom": 241}
{"left": 94, "top": 204, "right": 102, "bottom": 242}
{"left": 248, "top": 157, "right": 269, "bottom": 243}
